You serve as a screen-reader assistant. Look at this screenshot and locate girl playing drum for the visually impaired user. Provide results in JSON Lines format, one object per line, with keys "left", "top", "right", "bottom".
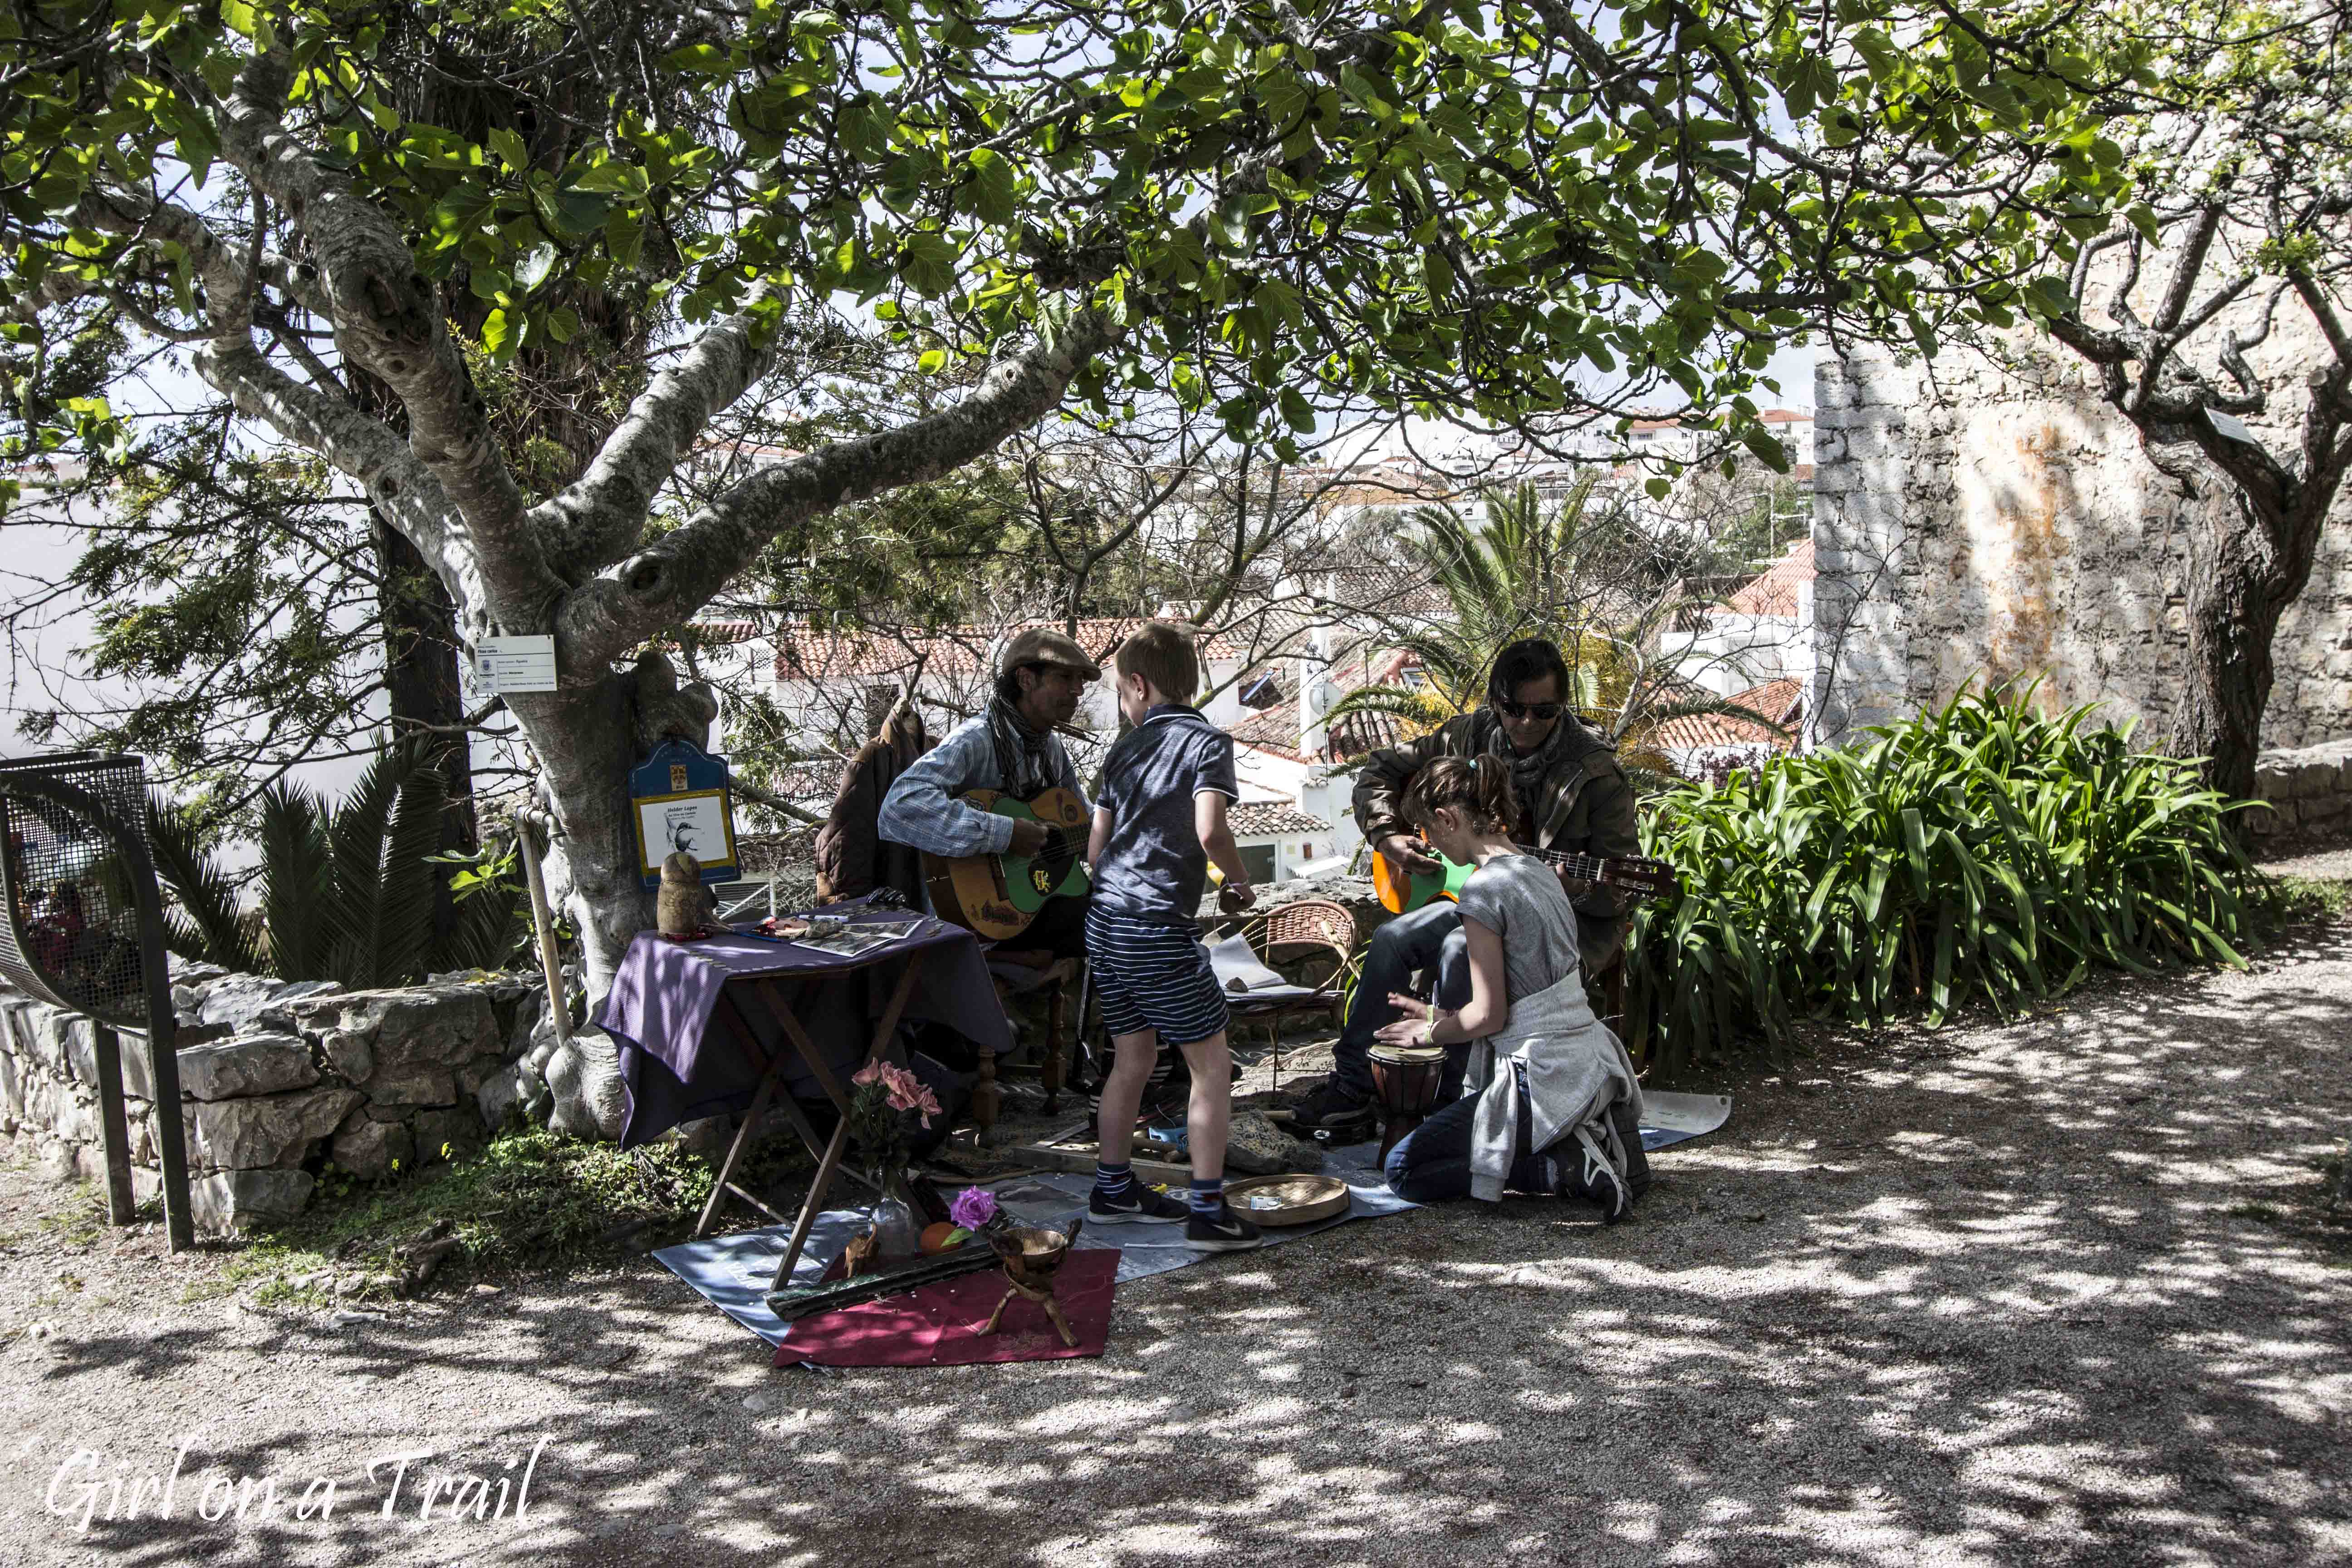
{"left": 1373, "top": 756, "right": 1648, "bottom": 1217}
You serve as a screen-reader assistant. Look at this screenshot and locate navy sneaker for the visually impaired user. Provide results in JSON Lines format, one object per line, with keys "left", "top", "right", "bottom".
{"left": 1088, "top": 1184, "right": 1190, "bottom": 1225}
{"left": 1185, "top": 1200, "right": 1265, "bottom": 1252}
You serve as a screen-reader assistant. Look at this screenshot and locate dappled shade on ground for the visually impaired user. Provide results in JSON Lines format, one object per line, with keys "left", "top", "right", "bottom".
{"left": 2, "top": 923, "right": 2348, "bottom": 1565}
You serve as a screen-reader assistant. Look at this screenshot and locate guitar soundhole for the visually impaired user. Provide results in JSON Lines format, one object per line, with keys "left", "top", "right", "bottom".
{"left": 1032, "top": 827, "right": 1077, "bottom": 882}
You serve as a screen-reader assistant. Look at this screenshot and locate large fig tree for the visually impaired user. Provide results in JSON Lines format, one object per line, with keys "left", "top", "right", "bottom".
{"left": 2, "top": 0, "right": 2140, "bottom": 990}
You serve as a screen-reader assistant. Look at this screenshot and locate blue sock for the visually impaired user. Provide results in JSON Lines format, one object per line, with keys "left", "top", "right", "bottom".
{"left": 1187, "top": 1176, "right": 1224, "bottom": 1216}
{"left": 1093, "top": 1161, "right": 1137, "bottom": 1200}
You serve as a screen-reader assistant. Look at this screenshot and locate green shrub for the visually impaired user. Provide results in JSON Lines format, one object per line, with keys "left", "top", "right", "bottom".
{"left": 1622, "top": 685, "right": 2258, "bottom": 1072}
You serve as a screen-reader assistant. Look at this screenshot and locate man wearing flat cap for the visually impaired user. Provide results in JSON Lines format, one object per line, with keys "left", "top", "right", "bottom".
{"left": 877, "top": 627, "right": 1101, "bottom": 961}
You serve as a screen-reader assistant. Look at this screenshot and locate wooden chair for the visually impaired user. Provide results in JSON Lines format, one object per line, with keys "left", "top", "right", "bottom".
{"left": 1221, "top": 899, "right": 1362, "bottom": 1063}
{"left": 978, "top": 955, "right": 1082, "bottom": 1135}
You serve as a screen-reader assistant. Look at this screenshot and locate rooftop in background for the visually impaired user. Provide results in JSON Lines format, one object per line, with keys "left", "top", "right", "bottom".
{"left": 1228, "top": 646, "right": 1416, "bottom": 764}
{"left": 1721, "top": 538, "right": 1816, "bottom": 618}
{"left": 1227, "top": 799, "right": 1332, "bottom": 837}
{"left": 1646, "top": 679, "right": 1806, "bottom": 754}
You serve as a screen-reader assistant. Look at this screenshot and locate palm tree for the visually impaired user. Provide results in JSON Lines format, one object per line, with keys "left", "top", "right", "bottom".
{"left": 1326, "top": 478, "right": 1790, "bottom": 783}
{"left": 148, "top": 739, "right": 528, "bottom": 985}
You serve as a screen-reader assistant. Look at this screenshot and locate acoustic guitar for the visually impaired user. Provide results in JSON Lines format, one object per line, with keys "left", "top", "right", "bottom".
{"left": 1372, "top": 840, "right": 1679, "bottom": 916}
{"left": 921, "top": 787, "right": 1092, "bottom": 941}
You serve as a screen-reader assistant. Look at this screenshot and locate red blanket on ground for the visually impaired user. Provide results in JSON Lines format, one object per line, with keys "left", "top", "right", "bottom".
{"left": 775, "top": 1248, "right": 1119, "bottom": 1367}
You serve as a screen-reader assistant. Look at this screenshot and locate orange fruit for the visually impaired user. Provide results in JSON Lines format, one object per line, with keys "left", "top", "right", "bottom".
{"left": 919, "top": 1221, "right": 959, "bottom": 1254}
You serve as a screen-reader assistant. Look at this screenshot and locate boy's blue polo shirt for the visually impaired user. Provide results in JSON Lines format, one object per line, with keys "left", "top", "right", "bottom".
{"left": 1092, "top": 704, "right": 1239, "bottom": 926}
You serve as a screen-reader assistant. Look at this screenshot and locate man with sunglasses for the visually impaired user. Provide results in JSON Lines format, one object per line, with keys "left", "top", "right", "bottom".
{"left": 1283, "top": 637, "right": 1640, "bottom": 1139}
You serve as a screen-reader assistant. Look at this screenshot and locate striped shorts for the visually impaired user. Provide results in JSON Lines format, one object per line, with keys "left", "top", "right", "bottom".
{"left": 1085, "top": 906, "right": 1230, "bottom": 1047}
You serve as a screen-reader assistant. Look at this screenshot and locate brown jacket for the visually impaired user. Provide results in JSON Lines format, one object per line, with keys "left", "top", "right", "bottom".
{"left": 815, "top": 717, "right": 932, "bottom": 906}
{"left": 1352, "top": 707, "right": 1641, "bottom": 967}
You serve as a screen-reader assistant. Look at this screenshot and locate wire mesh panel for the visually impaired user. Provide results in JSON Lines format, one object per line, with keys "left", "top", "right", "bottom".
{"left": 0, "top": 753, "right": 152, "bottom": 1025}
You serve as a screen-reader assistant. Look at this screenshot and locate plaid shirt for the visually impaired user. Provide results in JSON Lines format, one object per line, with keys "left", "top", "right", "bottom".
{"left": 876, "top": 714, "right": 1085, "bottom": 859}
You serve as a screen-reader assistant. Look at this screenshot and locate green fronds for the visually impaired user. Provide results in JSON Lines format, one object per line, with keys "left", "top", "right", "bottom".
{"left": 1622, "top": 683, "right": 2260, "bottom": 1074}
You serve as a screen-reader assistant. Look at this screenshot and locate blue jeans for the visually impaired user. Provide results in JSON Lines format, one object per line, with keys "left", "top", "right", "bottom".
{"left": 1382, "top": 1063, "right": 1548, "bottom": 1202}
{"left": 1335, "top": 902, "right": 1474, "bottom": 1107}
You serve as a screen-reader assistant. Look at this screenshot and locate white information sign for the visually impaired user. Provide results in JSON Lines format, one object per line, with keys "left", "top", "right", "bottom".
{"left": 471, "top": 635, "right": 559, "bottom": 695}
{"left": 2205, "top": 408, "right": 2268, "bottom": 451}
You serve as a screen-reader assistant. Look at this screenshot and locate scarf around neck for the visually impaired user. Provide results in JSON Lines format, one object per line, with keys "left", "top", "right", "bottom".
{"left": 1482, "top": 708, "right": 1575, "bottom": 842}
{"left": 986, "top": 694, "right": 1056, "bottom": 799}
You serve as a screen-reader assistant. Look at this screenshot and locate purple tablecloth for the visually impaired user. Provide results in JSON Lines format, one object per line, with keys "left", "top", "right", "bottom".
{"left": 594, "top": 907, "right": 1012, "bottom": 1148}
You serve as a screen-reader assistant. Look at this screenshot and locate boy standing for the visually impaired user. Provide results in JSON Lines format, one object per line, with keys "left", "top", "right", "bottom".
{"left": 1083, "top": 622, "right": 1263, "bottom": 1251}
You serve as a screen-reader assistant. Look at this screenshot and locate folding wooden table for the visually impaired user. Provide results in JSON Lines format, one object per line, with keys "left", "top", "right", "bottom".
{"left": 593, "top": 908, "right": 1012, "bottom": 1289}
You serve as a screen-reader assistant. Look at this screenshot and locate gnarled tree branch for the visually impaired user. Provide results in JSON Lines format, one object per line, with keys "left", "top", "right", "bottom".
{"left": 555, "top": 308, "right": 1126, "bottom": 669}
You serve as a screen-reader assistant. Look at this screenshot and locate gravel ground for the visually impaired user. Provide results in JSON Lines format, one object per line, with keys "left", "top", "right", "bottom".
{"left": 2, "top": 915, "right": 2349, "bottom": 1566}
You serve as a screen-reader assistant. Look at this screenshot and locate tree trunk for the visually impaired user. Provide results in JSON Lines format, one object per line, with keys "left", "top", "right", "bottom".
{"left": 2162, "top": 466, "right": 2301, "bottom": 808}
{"left": 375, "top": 510, "right": 478, "bottom": 954}
{"left": 508, "top": 673, "right": 659, "bottom": 999}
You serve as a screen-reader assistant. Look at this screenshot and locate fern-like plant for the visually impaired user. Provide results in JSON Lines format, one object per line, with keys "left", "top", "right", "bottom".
{"left": 148, "top": 739, "right": 529, "bottom": 985}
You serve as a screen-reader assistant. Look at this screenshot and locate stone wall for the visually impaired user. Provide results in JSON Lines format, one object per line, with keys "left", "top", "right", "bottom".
{"left": 1811, "top": 330, "right": 2352, "bottom": 750}
{"left": 2251, "top": 739, "right": 2352, "bottom": 845}
{"left": 0, "top": 963, "right": 551, "bottom": 1231}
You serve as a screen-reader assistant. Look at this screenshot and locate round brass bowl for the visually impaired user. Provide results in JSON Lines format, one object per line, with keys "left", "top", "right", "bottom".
{"left": 1223, "top": 1173, "right": 1351, "bottom": 1227}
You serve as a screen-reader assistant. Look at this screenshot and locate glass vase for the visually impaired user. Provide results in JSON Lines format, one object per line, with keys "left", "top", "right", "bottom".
{"left": 868, "top": 1176, "right": 921, "bottom": 1259}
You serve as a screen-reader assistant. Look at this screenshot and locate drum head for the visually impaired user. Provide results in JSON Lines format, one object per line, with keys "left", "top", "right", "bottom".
{"left": 1367, "top": 1044, "right": 1445, "bottom": 1066}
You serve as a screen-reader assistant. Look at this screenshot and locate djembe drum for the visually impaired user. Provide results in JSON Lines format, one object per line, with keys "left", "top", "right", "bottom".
{"left": 1366, "top": 1043, "right": 1447, "bottom": 1160}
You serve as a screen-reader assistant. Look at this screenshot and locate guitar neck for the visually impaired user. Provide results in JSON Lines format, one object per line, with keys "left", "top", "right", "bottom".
{"left": 1517, "top": 844, "right": 1612, "bottom": 880}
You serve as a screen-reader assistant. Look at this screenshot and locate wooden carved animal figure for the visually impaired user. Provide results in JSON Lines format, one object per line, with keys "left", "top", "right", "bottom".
{"left": 657, "top": 851, "right": 715, "bottom": 938}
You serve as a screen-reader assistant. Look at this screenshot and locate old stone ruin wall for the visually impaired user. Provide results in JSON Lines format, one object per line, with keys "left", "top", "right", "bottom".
{"left": 0, "top": 964, "right": 568, "bottom": 1231}
{"left": 1810, "top": 333, "right": 2352, "bottom": 758}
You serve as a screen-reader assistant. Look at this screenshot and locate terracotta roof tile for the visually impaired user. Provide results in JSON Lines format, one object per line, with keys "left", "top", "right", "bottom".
{"left": 1228, "top": 800, "right": 1331, "bottom": 837}
{"left": 774, "top": 617, "right": 1245, "bottom": 684}
{"left": 1648, "top": 679, "right": 1805, "bottom": 752}
{"left": 1720, "top": 539, "right": 1815, "bottom": 618}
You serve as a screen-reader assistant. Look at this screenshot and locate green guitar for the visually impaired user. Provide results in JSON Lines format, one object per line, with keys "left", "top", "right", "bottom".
{"left": 920, "top": 787, "right": 1093, "bottom": 940}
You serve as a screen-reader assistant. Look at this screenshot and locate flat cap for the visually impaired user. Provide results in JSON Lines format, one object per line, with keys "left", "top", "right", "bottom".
{"left": 1000, "top": 627, "right": 1102, "bottom": 681}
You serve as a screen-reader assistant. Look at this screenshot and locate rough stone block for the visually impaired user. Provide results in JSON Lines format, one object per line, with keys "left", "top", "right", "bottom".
{"left": 362, "top": 1064, "right": 456, "bottom": 1107}
{"left": 319, "top": 1028, "right": 372, "bottom": 1084}
{"left": 195, "top": 974, "right": 287, "bottom": 1033}
{"left": 2301, "top": 793, "right": 2349, "bottom": 822}
{"left": 176, "top": 1034, "right": 320, "bottom": 1101}
{"left": 290, "top": 988, "right": 500, "bottom": 1075}
{"left": 455, "top": 1052, "right": 511, "bottom": 1097}
{"left": 22, "top": 1007, "right": 79, "bottom": 1079}
{"left": 191, "top": 1168, "right": 314, "bottom": 1233}
{"left": 330, "top": 1116, "right": 413, "bottom": 1181}
{"left": 411, "top": 1105, "right": 483, "bottom": 1165}
{"left": 2293, "top": 759, "right": 2339, "bottom": 798}
{"left": 184, "top": 1086, "right": 362, "bottom": 1170}
{"left": 475, "top": 1060, "right": 534, "bottom": 1132}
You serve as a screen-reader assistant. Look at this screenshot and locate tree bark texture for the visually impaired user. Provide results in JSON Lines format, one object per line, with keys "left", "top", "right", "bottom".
{"left": 373, "top": 509, "right": 478, "bottom": 941}
{"left": 2165, "top": 472, "right": 2293, "bottom": 805}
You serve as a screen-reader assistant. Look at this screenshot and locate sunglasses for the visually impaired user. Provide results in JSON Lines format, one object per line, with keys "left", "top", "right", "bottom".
{"left": 1496, "top": 699, "right": 1563, "bottom": 720}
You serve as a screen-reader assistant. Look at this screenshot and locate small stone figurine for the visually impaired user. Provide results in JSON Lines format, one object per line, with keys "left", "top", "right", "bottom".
{"left": 657, "top": 851, "right": 715, "bottom": 939}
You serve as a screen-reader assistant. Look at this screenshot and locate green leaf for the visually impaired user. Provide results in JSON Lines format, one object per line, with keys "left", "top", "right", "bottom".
{"left": 1274, "top": 386, "right": 1317, "bottom": 433}
{"left": 963, "top": 148, "right": 1016, "bottom": 224}
{"left": 898, "top": 231, "right": 957, "bottom": 298}
{"left": 489, "top": 128, "right": 530, "bottom": 174}
{"left": 480, "top": 308, "right": 515, "bottom": 355}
